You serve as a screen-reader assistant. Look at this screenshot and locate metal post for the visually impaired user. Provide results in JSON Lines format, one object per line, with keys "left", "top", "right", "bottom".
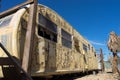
{"left": 22, "top": 0, "right": 37, "bottom": 73}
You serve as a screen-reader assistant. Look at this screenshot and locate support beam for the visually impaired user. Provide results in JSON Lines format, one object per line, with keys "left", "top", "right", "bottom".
{"left": 0, "top": 0, "right": 34, "bottom": 19}
{"left": 22, "top": 0, "right": 37, "bottom": 73}
{"left": 100, "top": 48, "right": 104, "bottom": 72}
{"left": 0, "top": 57, "right": 14, "bottom": 65}
{"left": 0, "top": 43, "right": 33, "bottom": 80}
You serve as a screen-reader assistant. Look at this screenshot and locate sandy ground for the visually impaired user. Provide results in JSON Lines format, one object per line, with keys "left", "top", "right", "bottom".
{"left": 74, "top": 72, "right": 120, "bottom": 80}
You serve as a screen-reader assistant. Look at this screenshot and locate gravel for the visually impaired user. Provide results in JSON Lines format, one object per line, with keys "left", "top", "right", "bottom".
{"left": 74, "top": 72, "right": 120, "bottom": 80}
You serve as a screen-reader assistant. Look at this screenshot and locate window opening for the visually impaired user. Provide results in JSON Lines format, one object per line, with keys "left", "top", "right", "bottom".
{"left": 88, "top": 44, "right": 90, "bottom": 50}
{"left": 38, "top": 13, "right": 57, "bottom": 33}
{"left": 83, "top": 44, "right": 87, "bottom": 53}
{"left": 94, "top": 52, "right": 96, "bottom": 57}
{"left": 38, "top": 13, "right": 57, "bottom": 42}
{"left": 61, "top": 29, "right": 72, "bottom": 48}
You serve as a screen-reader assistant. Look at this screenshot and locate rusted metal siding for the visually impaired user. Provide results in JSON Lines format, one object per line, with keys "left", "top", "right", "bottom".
{"left": 30, "top": 5, "right": 98, "bottom": 76}
{"left": 0, "top": 4, "right": 98, "bottom": 77}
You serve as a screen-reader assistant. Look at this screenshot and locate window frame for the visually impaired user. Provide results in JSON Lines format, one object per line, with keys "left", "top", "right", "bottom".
{"left": 38, "top": 13, "right": 58, "bottom": 43}
{"left": 38, "top": 13, "right": 57, "bottom": 34}
{"left": 61, "top": 29, "right": 72, "bottom": 48}
{"left": 83, "top": 43, "right": 88, "bottom": 53}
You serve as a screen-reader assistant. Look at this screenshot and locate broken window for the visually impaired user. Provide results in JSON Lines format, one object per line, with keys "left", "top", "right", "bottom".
{"left": 83, "top": 44, "right": 87, "bottom": 53}
{"left": 38, "top": 13, "right": 57, "bottom": 42}
{"left": 61, "top": 29, "right": 72, "bottom": 48}
{"left": 94, "top": 52, "right": 96, "bottom": 57}
{"left": 38, "top": 13, "right": 57, "bottom": 33}
{"left": 88, "top": 44, "right": 90, "bottom": 50}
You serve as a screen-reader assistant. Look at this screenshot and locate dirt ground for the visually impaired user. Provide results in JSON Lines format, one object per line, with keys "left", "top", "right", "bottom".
{"left": 74, "top": 72, "right": 120, "bottom": 80}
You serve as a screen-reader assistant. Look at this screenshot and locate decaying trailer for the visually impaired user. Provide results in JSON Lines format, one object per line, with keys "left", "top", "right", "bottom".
{"left": 0, "top": 4, "right": 98, "bottom": 78}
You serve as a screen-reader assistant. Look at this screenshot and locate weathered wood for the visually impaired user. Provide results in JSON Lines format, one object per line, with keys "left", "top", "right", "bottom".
{"left": 0, "top": 57, "right": 14, "bottom": 65}
{"left": 22, "top": 0, "right": 37, "bottom": 73}
{"left": 0, "top": 43, "right": 33, "bottom": 80}
{"left": 0, "top": 0, "right": 34, "bottom": 19}
{"left": 100, "top": 48, "right": 104, "bottom": 72}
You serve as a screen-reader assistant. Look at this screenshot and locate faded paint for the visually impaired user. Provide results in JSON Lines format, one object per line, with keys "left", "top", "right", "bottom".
{"left": 0, "top": 4, "right": 98, "bottom": 77}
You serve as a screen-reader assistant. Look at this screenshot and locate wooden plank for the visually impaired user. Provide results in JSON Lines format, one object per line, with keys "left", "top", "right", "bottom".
{"left": 0, "top": 57, "right": 21, "bottom": 65}
{"left": 0, "top": 43, "right": 33, "bottom": 80}
{"left": 2, "top": 66, "right": 22, "bottom": 80}
{"left": 100, "top": 48, "right": 104, "bottom": 72}
{"left": 0, "top": 57, "right": 14, "bottom": 65}
{"left": 22, "top": 0, "right": 37, "bottom": 73}
{"left": 0, "top": 0, "right": 34, "bottom": 19}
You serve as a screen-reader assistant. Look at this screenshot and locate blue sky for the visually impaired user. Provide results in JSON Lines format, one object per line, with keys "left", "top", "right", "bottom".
{"left": 1, "top": 0, "right": 120, "bottom": 60}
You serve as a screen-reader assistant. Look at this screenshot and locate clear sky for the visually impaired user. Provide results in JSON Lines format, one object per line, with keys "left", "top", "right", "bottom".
{"left": 1, "top": 0, "right": 120, "bottom": 61}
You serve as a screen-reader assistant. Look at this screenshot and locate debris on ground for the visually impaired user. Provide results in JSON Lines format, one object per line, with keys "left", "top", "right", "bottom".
{"left": 74, "top": 72, "right": 120, "bottom": 80}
